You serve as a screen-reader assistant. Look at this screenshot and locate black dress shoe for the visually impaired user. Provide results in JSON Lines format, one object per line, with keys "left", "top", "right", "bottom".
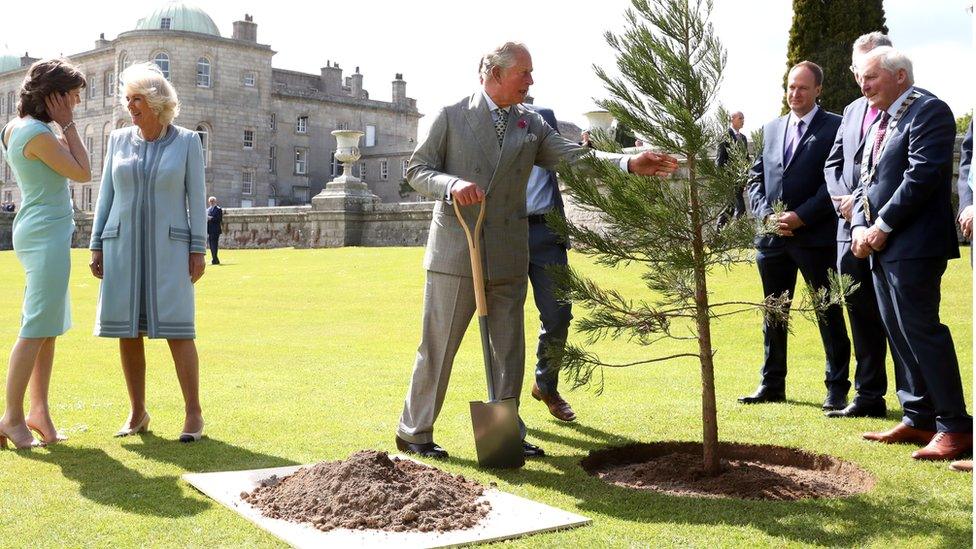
{"left": 825, "top": 400, "right": 886, "bottom": 418}
{"left": 395, "top": 435, "right": 449, "bottom": 459}
{"left": 523, "top": 441, "right": 546, "bottom": 458}
{"left": 822, "top": 393, "right": 849, "bottom": 411}
{"left": 738, "top": 386, "right": 786, "bottom": 404}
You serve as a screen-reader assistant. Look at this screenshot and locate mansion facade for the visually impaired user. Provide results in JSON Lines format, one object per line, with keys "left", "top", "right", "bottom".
{"left": 0, "top": 4, "right": 422, "bottom": 210}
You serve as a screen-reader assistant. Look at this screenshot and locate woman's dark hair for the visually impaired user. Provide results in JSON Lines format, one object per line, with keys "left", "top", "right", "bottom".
{"left": 17, "top": 59, "right": 87, "bottom": 123}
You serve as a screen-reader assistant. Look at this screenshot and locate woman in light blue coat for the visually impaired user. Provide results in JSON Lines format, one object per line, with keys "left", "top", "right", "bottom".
{"left": 89, "top": 63, "right": 207, "bottom": 442}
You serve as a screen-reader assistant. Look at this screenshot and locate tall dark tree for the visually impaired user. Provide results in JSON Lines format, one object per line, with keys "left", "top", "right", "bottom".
{"left": 549, "top": 0, "right": 853, "bottom": 476}
{"left": 782, "top": 0, "right": 887, "bottom": 114}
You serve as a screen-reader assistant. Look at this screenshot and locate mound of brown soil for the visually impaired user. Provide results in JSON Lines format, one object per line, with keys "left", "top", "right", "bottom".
{"left": 242, "top": 450, "right": 490, "bottom": 532}
{"left": 581, "top": 442, "right": 875, "bottom": 501}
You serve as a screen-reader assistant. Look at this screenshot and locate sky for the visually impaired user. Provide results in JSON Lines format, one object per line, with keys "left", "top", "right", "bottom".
{"left": 1, "top": 0, "right": 972, "bottom": 136}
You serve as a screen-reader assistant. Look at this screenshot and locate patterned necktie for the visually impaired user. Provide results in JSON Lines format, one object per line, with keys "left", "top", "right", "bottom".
{"left": 493, "top": 108, "right": 509, "bottom": 146}
{"left": 871, "top": 111, "right": 891, "bottom": 165}
{"left": 784, "top": 119, "right": 804, "bottom": 165}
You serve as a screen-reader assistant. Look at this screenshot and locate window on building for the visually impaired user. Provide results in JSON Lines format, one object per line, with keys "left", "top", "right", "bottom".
{"left": 243, "top": 71, "right": 255, "bottom": 87}
{"left": 195, "top": 124, "right": 210, "bottom": 167}
{"left": 83, "top": 186, "right": 93, "bottom": 211}
{"left": 0, "top": 95, "right": 4, "bottom": 115}
{"left": 105, "top": 71, "right": 115, "bottom": 97}
{"left": 7, "top": 92, "right": 14, "bottom": 115}
{"left": 87, "top": 76, "right": 96, "bottom": 99}
{"left": 268, "top": 145, "right": 276, "bottom": 173}
{"left": 295, "top": 148, "right": 307, "bottom": 174}
{"left": 196, "top": 58, "right": 211, "bottom": 87}
{"left": 296, "top": 116, "right": 308, "bottom": 134}
{"left": 330, "top": 152, "right": 340, "bottom": 177}
{"left": 359, "top": 161, "right": 367, "bottom": 179}
{"left": 102, "top": 122, "right": 112, "bottom": 163}
{"left": 269, "top": 113, "right": 276, "bottom": 131}
{"left": 243, "top": 129, "right": 254, "bottom": 149}
{"left": 153, "top": 52, "right": 170, "bottom": 79}
{"left": 84, "top": 126, "right": 95, "bottom": 172}
{"left": 119, "top": 52, "right": 129, "bottom": 71}
{"left": 292, "top": 186, "right": 309, "bottom": 202}
{"left": 160, "top": 17, "right": 171, "bottom": 30}
{"left": 365, "top": 124, "right": 376, "bottom": 147}
{"left": 241, "top": 199, "right": 253, "bottom": 208}
{"left": 402, "top": 159, "right": 409, "bottom": 178}
{"left": 242, "top": 170, "right": 254, "bottom": 195}
{"left": 336, "top": 121, "right": 349, "bottom": 131}
{"left": 380, "top": 160, "right": 388, "bottom": 180}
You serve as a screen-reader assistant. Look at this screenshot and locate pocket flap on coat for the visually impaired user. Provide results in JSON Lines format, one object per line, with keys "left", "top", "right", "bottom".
{"left": 169, "top": 226, "right": 192, "bottom": 242}
{"left": 101, "top": 225, "right": 120, "bottom": 239}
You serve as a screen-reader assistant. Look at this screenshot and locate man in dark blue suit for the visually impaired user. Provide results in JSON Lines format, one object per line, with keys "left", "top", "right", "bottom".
{"left": 852, "top": 47, "right": 972, "bottom": 461}
{"left": 206, "top": 196, "right": 223, "bottom": 265}
{"left": 716, "top": 111, "right": 750, "bottom": 228}
{"left": 956, "top": 122, "right": 973, "bottom": 241}
{"left": 523, "top": 103, "right": 576, "bottom": 422}
{"left": 741, "top": 61, "right": 850, "bottom": 409}
{"left": 822, "top": 32, "right": 895, "bottom": 419}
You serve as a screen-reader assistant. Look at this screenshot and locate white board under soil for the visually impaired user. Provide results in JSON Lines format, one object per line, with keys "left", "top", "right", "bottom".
{"left": 183, "top": 458, "right": 590, "bottom": 548}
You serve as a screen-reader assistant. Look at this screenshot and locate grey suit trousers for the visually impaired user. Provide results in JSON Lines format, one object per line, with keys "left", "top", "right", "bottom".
{"left": 397, "top": 270, "right": 528, "bottom": 444}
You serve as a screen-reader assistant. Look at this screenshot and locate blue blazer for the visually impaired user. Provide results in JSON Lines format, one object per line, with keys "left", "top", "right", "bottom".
{"left": 957, "top": 121, "right": 973, "bottom": 215}
{"left": 851, "top": 92, "right": 959, "bottom": 262}
{"left": 748, "top": 107, "right": 842, "bottom": 248}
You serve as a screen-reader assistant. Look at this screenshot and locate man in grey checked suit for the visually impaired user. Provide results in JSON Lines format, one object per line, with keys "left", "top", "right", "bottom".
{"left": 395, "top": 41, "right": 678, "bottom": 459}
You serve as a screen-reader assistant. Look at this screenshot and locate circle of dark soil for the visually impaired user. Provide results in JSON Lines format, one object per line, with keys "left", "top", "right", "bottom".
{"left": 241, "top": 450, "right": 490, "bottom": 533}
{"left": 580, "top": 442, "right": 875, "bottom": 500}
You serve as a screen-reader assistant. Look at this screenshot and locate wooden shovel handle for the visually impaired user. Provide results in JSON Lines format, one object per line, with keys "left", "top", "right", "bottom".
{"left": 453, "top": 199, "right": 488, "bottom": 317}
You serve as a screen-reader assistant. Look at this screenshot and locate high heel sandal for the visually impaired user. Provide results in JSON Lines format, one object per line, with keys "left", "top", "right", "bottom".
{"left": 179, "top": 420, "right": 204, "bottom": 443}
{"left": 0, "top": 425, "right": 43, "bottom": 450}
{"left": 27, "top": 420, "right": 68, "bottom": 445}
{"left": 114, "top": 412, "right": 150, "bottom": 437}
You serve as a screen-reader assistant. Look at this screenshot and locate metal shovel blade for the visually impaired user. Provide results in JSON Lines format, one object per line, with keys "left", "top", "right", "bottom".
{"left": 469, "top": 396, "right": 525, "bottom": 469}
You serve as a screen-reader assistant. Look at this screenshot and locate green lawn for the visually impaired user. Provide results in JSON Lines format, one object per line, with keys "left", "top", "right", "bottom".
{"left": 0, "top": 247, "right": 970, "bottom": 548}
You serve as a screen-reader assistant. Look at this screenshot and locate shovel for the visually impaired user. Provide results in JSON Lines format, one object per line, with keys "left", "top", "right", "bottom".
{"left": 453, "top": 199, "right": 525, "bottom": 469}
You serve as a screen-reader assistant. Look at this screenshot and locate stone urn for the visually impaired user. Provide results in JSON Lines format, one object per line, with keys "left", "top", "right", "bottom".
{"left": 583, "top": 110, "right": 615, "bottom": 132}
{"left": 312, "top": 129, "right": 378, "bottom": 210}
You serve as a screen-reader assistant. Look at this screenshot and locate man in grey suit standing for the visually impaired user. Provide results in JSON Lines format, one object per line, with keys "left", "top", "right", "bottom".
{"left": 821, "top": 32, "right": 895, "bottom": 419}
{"left": 396, "top": 41, "right": 678, "bottom": 459}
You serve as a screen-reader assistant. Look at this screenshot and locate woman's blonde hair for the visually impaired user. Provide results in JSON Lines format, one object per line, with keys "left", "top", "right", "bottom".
{"left": 119, "top": 62, "right": 180, "bottom": 125}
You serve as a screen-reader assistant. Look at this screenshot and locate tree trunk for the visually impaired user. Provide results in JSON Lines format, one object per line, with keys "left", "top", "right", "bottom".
{"left": 686, "top": 155, "right": 722, "bottom": 476}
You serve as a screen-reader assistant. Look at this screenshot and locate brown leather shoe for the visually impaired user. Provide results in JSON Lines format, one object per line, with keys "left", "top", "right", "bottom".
{"left": 950, "top": 459, "right": 973, "bottom": 472}
{"left": 912, "top": 432, "right": 973, "bottom": 461}
{"left": 531, "top": 384, "right": 576, "bottom": 422}
{"left": 863, "top": 422, "right": 936, "bottom": 445}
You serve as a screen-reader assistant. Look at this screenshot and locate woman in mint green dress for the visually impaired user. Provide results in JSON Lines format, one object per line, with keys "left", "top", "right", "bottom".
{"left": 0, "top": 60, "right": 90, "bottom": 449}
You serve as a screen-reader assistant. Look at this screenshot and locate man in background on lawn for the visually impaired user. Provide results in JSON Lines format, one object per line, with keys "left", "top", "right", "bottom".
{"left": 851, "top": 47, "right": 972, "bottom": 462}
{"left": 395, "top": 41, "right": 677, "bottom": 459}
{"left": 715, "top": 110, "right": 749, "bottom": 229}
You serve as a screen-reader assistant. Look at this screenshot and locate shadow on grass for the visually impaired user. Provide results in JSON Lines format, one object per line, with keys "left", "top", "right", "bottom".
{"left": 22, "top": 444, "right": 209, "bottom": 518}
{"left": 451, "top": 422, "right": 971, "bottom": 547}
{"left": 120, "top": 433, "right": 299, "bottom": 473}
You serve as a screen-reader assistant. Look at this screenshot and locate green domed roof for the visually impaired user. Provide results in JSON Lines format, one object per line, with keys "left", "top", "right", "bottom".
{"left": 135, "top": 2, "right": 221, "bottom": 36}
